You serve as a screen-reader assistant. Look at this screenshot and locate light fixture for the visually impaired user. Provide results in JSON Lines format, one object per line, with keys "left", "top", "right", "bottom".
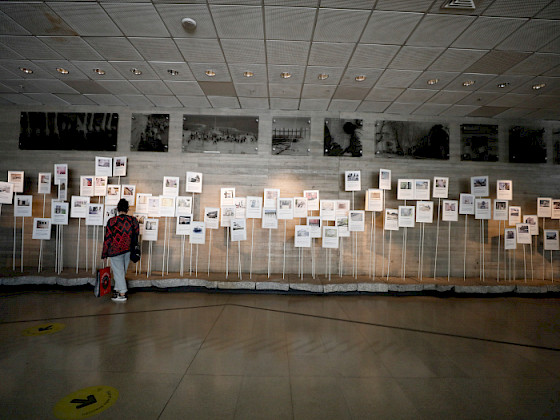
{"left": 462, "top": 80, "right": 475, "bottom": 87}
{"left": 181, "top": 17, "right": 197, "bottom": 32}
{"left": 93, "top": 68, "right": 106, "bottom": 75}
{"left": 130, "top": 68, "right": 142, "bottom": 75}
{"left": 167, "top": 69, "right": 179, "bottom": 76}
{"left": 318, "top": 73, "right": 329, "bottom": 80}
{"left": 243, "top": 71, "right": 254, "bottom": 78}
{"left": 205, "top": 69, "right": 216, "bottom": 77}
{"left": 497, "top": 82, "right": 510, "bottom": 88}
{"left": 19, "top": 67, "right": 33, "bottom": 74}
{"left": 355, "top": 75, "right": 366, "bottom": 82}
{"left": 532, "top": 83, "right": 546, "bottom": 90}
{"left": 281, "top": 72, "right": 292, "bottom": 79}
{"left": 427, "top": 78, "right": 439, "bottom": 85}
{"left": 56, "top": 67, "right": 69, "bottom": 75}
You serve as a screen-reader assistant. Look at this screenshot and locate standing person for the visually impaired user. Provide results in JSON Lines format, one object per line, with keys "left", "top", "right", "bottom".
{"left": 102, "top": 199, "right": 139, "bottom": 302}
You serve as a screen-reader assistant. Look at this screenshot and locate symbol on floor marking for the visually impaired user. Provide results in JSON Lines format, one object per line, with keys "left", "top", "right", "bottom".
{"left": 22, "top": 322, "right": 65, "bottom": 336}
{"left": 53, "top": 386, "right": 118, "bottom": 420}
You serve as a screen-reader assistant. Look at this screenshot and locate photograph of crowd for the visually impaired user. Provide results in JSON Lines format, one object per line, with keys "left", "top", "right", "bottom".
{"left": 376, "top": 121, "right": 449, "bottom": 160}
{"left": 131, "top": 114, "right": 169, "bottom": 152}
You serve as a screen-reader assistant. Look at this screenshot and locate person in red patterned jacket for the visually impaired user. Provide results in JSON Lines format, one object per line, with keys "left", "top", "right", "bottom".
{"left": 102, "top": 199, "right": 139, "bottom": 302}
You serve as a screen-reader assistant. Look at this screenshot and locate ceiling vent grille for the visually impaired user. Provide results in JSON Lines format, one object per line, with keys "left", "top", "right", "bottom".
{"left": 441, "top": 0, "right": 476, "bottom": 10}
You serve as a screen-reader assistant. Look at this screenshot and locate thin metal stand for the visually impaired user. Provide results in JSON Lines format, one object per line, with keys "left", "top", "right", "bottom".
{"left": 76, "top": 219, "right": 81, "bottom": 273}
{"left": 447, "top": 221, "right": 451, "bottom": 282}
{"left": 433, "top": 198, "right": 441, "bottom": 279}
{"left": 387, "top": 230, "right": 392, "bottom": 281}
{"left": 226, "top": 227, "right": 229, "bottom": 279}
{"left": 497, "top": 220, "right": 501, "bottom": 282}
{"left": 463, "top": 215, "right": 467, "bottom": 282}
{"left": 237, "top": 241, "right": 242, "bottom": 280}
{"left": 250, "top": 219, "right": 254, "bottom": 279}
{"left": 282, "top": 220, "right": 287, "bottom": 280}
{"left": 20, "top": 217, "right": 24, "bottom": 273}
{"left": 267, "top": 229, "right": 271, "bottom": 278}
{"left": 208, "top": 229, "right": 212, "bottom": 276}
{"left": 523, "top": 244, "right": 527, "bottom": 282}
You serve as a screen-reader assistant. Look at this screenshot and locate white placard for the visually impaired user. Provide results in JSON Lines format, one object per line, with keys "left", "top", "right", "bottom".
{"left": 113, "top": 157, "right": 127, "bottom": 177}
{"left": 143, "top": 219, "right": 159, "bottom": 241}
{"left": 246, "top": 196, "right": 263, "bottom": 219}
{"left": 8, "top": 171, "right": 24, "bottom": 193}
{"left": 475, "top": 198, "right": 491, "bottom": 220}
{"left": 349, "top": 210, "right": 365, "bottom": 232}
{"left": 70, "top": 196, "right": 89, "bottom": 218}
{"left": 0, "top": 182, "right": 14, "bottom": 204}
{"left": 335, "top": 215, "right": 350, "bottom": 237}
{"left": 147, "top": 196, "right": 160, "bottom": 218}
{"left": 176, "top": 215, "right": 192, "bottom": 235}
{"left": 278, "top": 198, "right": 294, "bottom": 220}
{"left": 294, "top": 197, "right": 308, "bottom": 218}
{"left": 303, "top": 190, "right": 319, "bottom": 211}
{"left": 384, "top": 208, "right": 399, "bottom": 231}
{"left": 398, "top": 206, "right": 415, "bottom": 228}
{"left": 322, "top": 226, "right": 339, "bottom": 249}
{"left": 263, "top": 188, "right": 279, "bottom": 209}
{"left": 397, "top": 179, "right": 414, "bottom": 201}
{"left": 505, "top": 228, "right": 517, "bottom": 250}
{"left": 345, "top": 170, "right": 361, "bottom": 191}
{"left": 231, "top": 218, "right": 247, "bottom": 242}
{"left": 85, "top": 203, "right": 104, "bottom": 226}
{"left": 336, "top": 200, "right": 350, "bottom": 217}
{"left": 442, "top": 200, "right": 458, "bottom": 222}
{"left": 414, "top": 179, "right": 430, "bottom": 200}
{"left": 544, "top": 230, "right": 560, "bottom": 251}
{"left": 294, "top": 225, "right": 311, "bottom": 248}
{"left": 433, "top": 177, "right": 449, "bottom": 199}
{"left": 221, "top": 187, "right": 236, "bottom": 207}
{"left": 366, "top": 189, "right": 383, "bottom": 212}
{"left": 537, "top": 197, "right": 552, "bottom": 218}
{"left": 379, "top": 169, "right": 391, "bottom": 190}
{"left": 54, "top": 164, "right": 68, "bottom": 185}
{"left": 493, "top": 200, "right": 508, "bottom": 221}
{"left": 136, "top": 193, "right": 151, "bottom": 214}
{"left": 106, "top": 185, "right": 121, "bottom": 205}
{"left": 221, "top": 205, "right": 235, "bottom": 227}
{"left": 80, "top": 176, "right": 94, "bottom": 197}
{"left": 262, "top": 208, "right": 278, "bottom": 229}
{"left": 307, "top": 216, "right": 322, "bottom": 238}
{"left": 159, "top": 196, "right": 176, "bottom": 218}
{"left": 104, "top": 205, "right": 117, "bottom": 226}
{"left": 459, "top": 193, "right": 475, "bottom": 215}
{"left": 523, "top": 215, "right": 538, "bottom": 236}
{"left": 163, "top": 176, "right": 179, "bottom": 197}
{"left": 186, "top": 171, "right": 202, "bottom": 193}
{"left": 496, "top": 180, "right": 513, "bottom": 201}
{"left": 320, "top": 199, "right": 336, "bottom": 221}
{"left": 14, "top": 195, "right": 32, "bottom": 217}
{"left": 553, "top": 199, "right": 560, "bottom": 220}
{"left": 470, "top": 176, "right": 489, "bottom": 197}
{"left": 94, "top": 176, "right": 107, "bottom": 197}
{"left": 58, "top": 180, "right": 68, "bottom": 201}
{"left": 38, "top": 173, "right": 51, "bottom": 195}
{"left": 176, "top": 196, "right": 193, "bottom": 216}
{"left": 32, "top": 218, "right": 51, "bottom": 240}
{"left": 509, "top": 206, "right": 522, "bottom": 226}
{"left": 190, "top": 221, "right": 206, "bottom": 244}
{"left": 51, "top": 201, "right": 69, "bottom": 225}
{"left": 134, "top": 213, "right": 147, "bottom": 235}
{"left": 516, "top": 223, "right": 531, "bottom": 244}
{"left": 121, "top": 185, "right": 136, "bottom": 206}
{"left": 95, "top": 156, "right": 112, "bottom": 177}
{"left": 416, "top": 201, "right": 433, "bottom": 223}
{"left": 204, "top": 207, "right": 220, "bottom": 229}
{"left": 234, "top": 197, "right": 247, "bottom": 219}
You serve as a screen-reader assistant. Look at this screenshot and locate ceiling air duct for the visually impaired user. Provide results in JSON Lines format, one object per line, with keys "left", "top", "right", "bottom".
{"left": 441, "top": 0, "right": 476, "bottom": 10}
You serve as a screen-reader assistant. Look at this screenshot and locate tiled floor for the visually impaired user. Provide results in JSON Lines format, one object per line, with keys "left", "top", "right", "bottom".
{"left": 1, "top": 289, "right": 559, "bottom": 419}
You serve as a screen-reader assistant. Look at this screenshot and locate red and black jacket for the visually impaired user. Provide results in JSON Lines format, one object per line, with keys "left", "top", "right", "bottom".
{"left": 102, "top": 214, "right": 140, "bottom": 258}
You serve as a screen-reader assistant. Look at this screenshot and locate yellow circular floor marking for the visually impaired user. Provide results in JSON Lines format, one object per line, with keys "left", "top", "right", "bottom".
{"left": 53, "top": 386, "right": 118, "bottom": 420}
{"left": 22, "top": 322, "right": 65, "bottom": 336}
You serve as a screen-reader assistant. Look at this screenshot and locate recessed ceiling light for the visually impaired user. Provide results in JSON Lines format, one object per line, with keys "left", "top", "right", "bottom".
{"left": 497, "top": 82, "right": 510, "bottom": 88}
{"left": 355, "top": 75, "right": 366, "bottom": 82}
{"left": 205, "top": 70, "right": 216, "bottom": 77}
{"left": 281, "top": 72, "right": 292, "bottom": 79}
{"left": 318, "top": 73, "right": 329, "bottom": 80}
{"left": 532, "top": 83, "right": 546, "bottom": 90}
{"left": 462, "top": 80, "right": 475, "bottom": 87}
{"left": 56, "top": 67, "right": 69, "bottom": 75}
{"left": 130, "top": 68, "right": 142, "bottom": 75}
{"left": 93, "top": 68, "right": 106, "bottom": 75}
{"left": 243, "top": 71, "right": 254, "bottom": 78}
{"left": 19, "top": 67, "right": 33, "bottom": 74}
{"left": 427, "top": 78, "right": 439, "bottom": 85}
{"left": 167, "top": 69, "right": 179, "bottom": 76}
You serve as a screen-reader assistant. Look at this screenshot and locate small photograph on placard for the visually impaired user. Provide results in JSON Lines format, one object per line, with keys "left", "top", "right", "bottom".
{"left": 221, "top": 205, "right": 235, "bottom": 227}
{"left": 0, "top": 182, "right": 14, "bottom": 204}
{"left": 136, "top": 193, "right": 151, "bottom": 214}
{"left": 8, "top": 171, "right": 24, "bottom": 193}
{"left": 523, "top": 215, "right": 538, "bottom": 235}
{"left": 234, "top": 197, "right": 246, "bottom": 219}
{"left": 307, "top": 217, "right": 322, "bottom": 238}
{"left": 190, "top": 222, "right": 206, "bottom": 244}
{"left": 366, "top": 189, "right": 383, "bottom": 212}
{"left": 122, "top": 185, "right": 136, "bottom": 206}
{"left": 496, "top": 180, "right": 513, "bottom": 201}
{"left": 294, "top": 225, "right": 311, "bottom": 248}
{"left": 246, "top": 196, "right": 263, "bottom": 219}
{"left": 163, "top": 176, "right": 179, "bottom": 197}
{"left": 176, "top": 215, "right": 192, "bottom": 235}
{"left": 384, "top": 208, "right": 399, "bottom": 231}
{"left": 294, "top": 197, "right": 308, "bottom": 219}
{"left": 322, "top": 226, "right": 339, "bottom": 248}
{"left": 231, "top": 218, "right": 247, "bottom": 242}
{"left": 38, "top": 173, "right": 51, "bottom": 195}
{"left": 15, "top": 195, "right": 32, "bottom": 218}
{"left": 95, "top": 156, "right": 112, "bottom": 177}
{"left": 106, "top": 185, "right": 121, "bottom": 206}
{"left": 348, "top": 210, "right": 365, "bottom": 232}
{"left": 433, "top": 177, "right": 448, "bottom": 199}
{"left": 71, "top": 196, "right": 89, "bottom": 218}
{"left": 471, "top": 176, "right": 489, "bottom": 197}
{"left": 186, "top": 171, "right": 202, "bottom": 193}
{"left": 143, "top": 219, "right": 159, "bottom": 241}
{"left": 416, "top": 201, "right": 433, "bottom": 223}
{"left": 552, "top": 200, "right": 560, "bottom": 220}
{"left": 504, "top": 228, "right": 517, "bottom": 250}
{"left": 414, "top": 179, "right": 430, "bottom": 200}
{"left": 442, "top": 200, "right": 458, "bottom": 222}
{"left": 278, "top": 198, "right": 294, "bottom": 220}
{"left": 94, "top": 176, "right": 107, "bottom": 196}
{"left": 263, "top": 188, "right": 279, "bottom": 209}
{"left": 398, "top": 206, "right": 415, "bottom": 228}
{"left": 159, "top": 196, "right": 176, "bottom": 218}
{"left": 204, "top": 207, "right": 220, "bottom": 229}
{"left": 459, "top": 193, "right": 475, "bottom": 215}
{"left": 320, "top": 200, "right": 336, "bottom": 221}
{"left": 262, "top": 208, "right": 278, "bottom": 229}
{"left": 147, "top": 196, "right": 160, "bottom": 218}
{"left": 51, "top": 201, "right": 69, "bottom": 225}
{"left": 345, "top": 170, "right": 361, "bottom": 191}
{"left": 516, "top": 223, "right": 531, "bottom": 244}
{"left": 336, "top": 216, "right": 350, "bottom": 237}
{"left": 397, "top": 179, "right": 414, "bottom": 201}
{"left": 537, "top": 197, "right": 552, "bottom": 218}
{"left": 304, "top": 190, "right": 319, "bottom": 211}
{"left": 544, "top": 230, "right": 560, "bottom": 251}
{"left": 379, "top": 169, "right": 391, "bottom": 190}
{"left": 176, "top": 196, "right": 193, "bottom": 216}
{"left": 509, "top": 206, "right": 522, "bottom": 226}
{"left": 221, "top": 187, "right": 236, "bottom": 207}
{"left": 54, "top": 164, "right": 68, "bottom": 184}
{"left": 336, "top": 200, "right": 350, "bottom": 217}
{"left": 493, "top": 200, "right": 508, "bottom": 221}
{"left": 80, "top": 176, "right": 94, "bottom": 197}
{"left": 32, "top": 218, "right": 51, "bottom": 240}
{"left": 86, "top": 203, "right": 104, "bottom": 226}
{"left": 475, "top": 198, "right": 491, "bottom": 220}
{"left": 113, "top": 157, "right": 127, "bottom": 177}
{"left": 58, "top": 181, "right": 67, "bottom": 201}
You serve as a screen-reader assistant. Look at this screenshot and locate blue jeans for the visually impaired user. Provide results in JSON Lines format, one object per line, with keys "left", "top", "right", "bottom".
{"left": 110, "top": 252, "right": 130, "bottom": 294}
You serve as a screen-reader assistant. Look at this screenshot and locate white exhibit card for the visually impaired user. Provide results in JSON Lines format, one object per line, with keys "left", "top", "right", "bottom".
{"left": 14, "top": 195, "right": 32, "bottom": 217}
{"left": 143, "top": 219, "right": 159, "bottom": 241}
{"left": 504, "top": 228, "right": 517, "bottom": 250}
{"left": 134, "top": 213, "right": 147, "bottom": 236}
{"left": 516, "top": 223, "right": 531, "bottom": 244}
{"left": 294, "top": 225, "right": 311, "bottom": 248}
{"left": 442, "top": 200, "right": 458, "bottom": 222}
{"left": 336, "top": 200, "right": 350, "bottom": 217}
{"left": 523, "top": 215, "right": 538, "bottom": 236}
{"left": 8, "top": 171, "right": 24, "bottom": 193}
{"left": 348, "top": 210, "right": 365, "bottom": 232}
{"left": 416, "top": 201, "right": 433, "bottom": 224}
{"left": 459, "top": 193, "right": 475, "bottom": 215}
{"left": 104, "top": 205, "right": 117, "bottom": 226}
{"left": 294, "top": 197, "right": 308, "bottom": 218}
{"left": 509, "top": 206, "right": 522, "bottom": 226}
{"left": 322, "top": 226, "right": 339, "bottom": 249}
{"left": 475, "top": 198, "right": 491, "bottom": 220}
{"left": 163, "top": 176, "right": 179, "bottom": 197}
{"left": 113, "top": 157, "right": 127, "bottom": 177}
{"left": 234, "top": 197, "right": 247, "bottom": 219}
{"left": 398, "top": 206, "right": 415, "bottom": 228}
{"left": 176, "top": 215, "right": 192, "bottom": 235}
{"left": 190, "top": 221, "right": 206, "bottom": 244}
{"left": 263, "top": 188, "right": 280, "bottom": 209}
{"left": 246, "top": 196, "right": 263, "bottom": 219}
{"left": 304, "top": 190, "right": 319, "bottom": 211}
{"left": 176, "top": 196, "right": 193, "bottom": 216}
{"left": 553, "top": 199, "right": 560, "bottom": 219}
{"left": 493, "top": 200, "right": 508, "bottom": 221}
{"left": 0, "top": 181, "right": 14, "bottom": 204}
{"left": 106, "top": 185, "right": 121, "bottom": 206}
{"left": 397, "top": 179, "right": 414, "bottom": 201}
{"left": 320, "top": 200, "right": 336, "bottom": 221}
{"left": 186, "top": 171, "right": 203, "bottom": 193}
{"left": 51, "top": 201, "right": 69, "bottom": 225}
{"left": 345, "top": 170, "right": 361, "bottom": 192}
{"left": 38, "top": 173, "right": 51, "bottom": 195}
{"left": 221, "top": 187, "right": 236, "bottom": 206}
{"left": 414, "top": 179, "right": 430, "bottom": 200}
{"left": 433, "top": 177, "right": 449, "bottom": 199}
{"left": 537, "top": 197, "right": 552, "bottom": 218}
{"left": 379, "top": 169, "right": 391, "bottom": 190}
{"left": 336, "top": 216, "right": 350, "bottom": 237}
{"left": 54, "top": 164, "right": 68, "bottom": 185}
{"left": 278, "top": 198, "right": 294, "bottom": 220}
{"left": 58, "top": 181, "right": 67, "bottom": 201}
{"left": 136, "top": 193, "right": 152, "bottom": 214}
{"left": 70, "top": 196, "right": 89, "bottom": 218}
{"left": 95, "top": 156, "right": 112, "bottom": 177}
{"left": 159, "top": 196, "right": 176, "bottom": 218}
{"left": 121, "top": 185, "right": 136, "bottom": 206}
{"left": 366, "top": 189, "right": 383, "bottom": 212}
{"left": 85, "top": 203, "right": 104, "bottom": 226}
{"left": 221, "top": 205, "right": 235, "bottom": 227}
{"left": 496, "top": 180, "right": 513, "bottom": 201}
{"left": 230, "top": 218, "right": 247, "bottom": 242}
{"left": 470, "top": 176, "right": 489, "bottom": 197}
{"left": 384, "top": 209, "right": 399, "bottom": 231}
{"left": 544, "top": 230, "right": 560, "bottom": 251}
{"left": 94, "top": 176, "right": 108, "bottom": 197}
{"left": 32, "top": 218, "right": 51, "bottom": 240}
{"left": 307, "top": 216, "right": 322, "bottom": 238}
{"left": 147, "top": 196, "right": 160, "bottom": 218}
{"left": 80, "top": 176, "right": 94, "bottom": 197}
{"left": 204, "top": 207, "right": 220, "bottom": 229}
{"left": 262, "top": 209, "right": 278, "bottom": 229}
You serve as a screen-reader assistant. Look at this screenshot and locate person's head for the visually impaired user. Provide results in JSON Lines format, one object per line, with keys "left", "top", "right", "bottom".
{"left": 117, "top": 198, "right": 129, "bottom": 214}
